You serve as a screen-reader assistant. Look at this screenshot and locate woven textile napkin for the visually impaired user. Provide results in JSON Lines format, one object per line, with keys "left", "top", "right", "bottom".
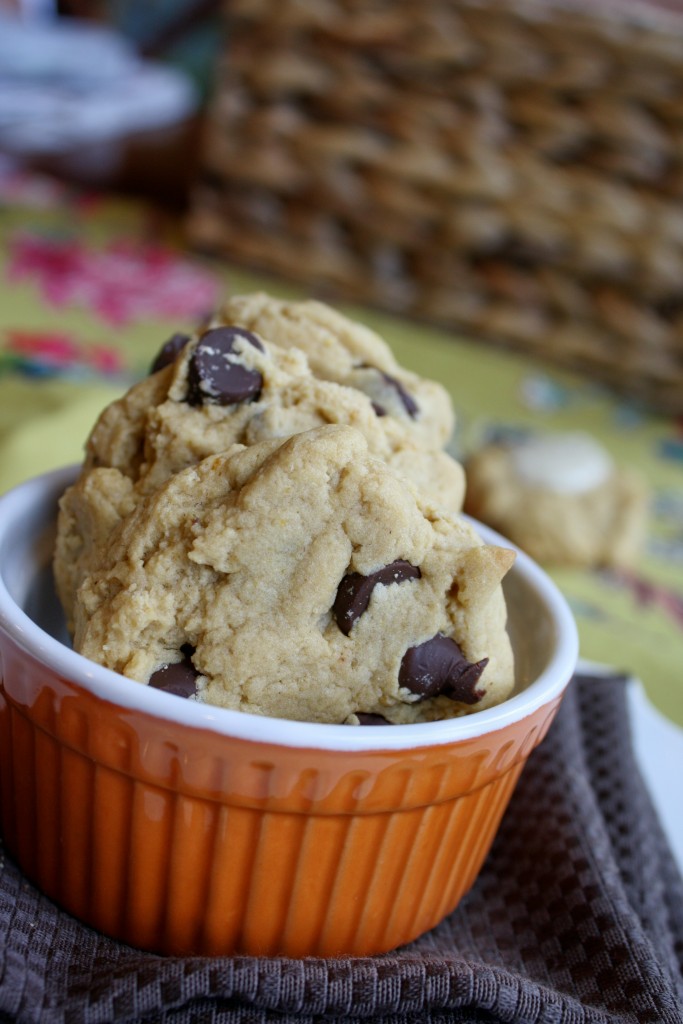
{"left": 1, "top": 671, "right": 682, "bottom": 1024}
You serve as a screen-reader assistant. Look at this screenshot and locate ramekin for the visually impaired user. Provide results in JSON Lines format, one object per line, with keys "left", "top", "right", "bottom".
{"left": 0, "top": 465, "right": 578, "bottom": 957}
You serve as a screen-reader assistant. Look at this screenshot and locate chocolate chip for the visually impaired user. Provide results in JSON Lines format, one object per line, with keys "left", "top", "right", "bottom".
{"left": 333, "top": 560, "right": 421, "bottom": 635}
{"left": 399, "top": 634, "right": 488, "bottom": 704}
{"left": 186, "top": 326, "right": 264, "bottom": 406}
{"left": 357, "top": 364, "right": 419, "bottom": 419}
{"left": 379, "top": 370, "right": 419, "bottom": 419}
{"left": 356, "top": 712, "right": 391, "bottom": 725}
{"left": 149, "top": 647, "right": 199, "bottom": 698}
{"left": 150, "top": 332, "right": 190, "bottom": 374}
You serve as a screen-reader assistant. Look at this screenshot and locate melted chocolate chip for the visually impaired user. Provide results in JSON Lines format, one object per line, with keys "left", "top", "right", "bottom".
{"left": 356, "top": 712, "right": 391, "bottom": 726}
{"left": 186, "top": 326, "right": 264, "bottom": 406}
{"left": 149, "top": 647, "right": 199, "bottom": 698}
{"left": 333, "top": 560, "right": 421, "bottom": 635}
{"left": 399, "top": 634, "right": 488, "bottom": 704}
{"left": 379, "top": 370, "right": 419, "bottom": 419}
{"left": 150, "top": 332, "right": 191, "bottom": 374}
{"left": 358, "top": 364, "right": 419, "bottom": 419}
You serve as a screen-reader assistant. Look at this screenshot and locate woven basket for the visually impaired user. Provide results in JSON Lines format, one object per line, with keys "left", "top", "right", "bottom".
{"left": 188, "top": 0, "right": 683, "bottom": 412}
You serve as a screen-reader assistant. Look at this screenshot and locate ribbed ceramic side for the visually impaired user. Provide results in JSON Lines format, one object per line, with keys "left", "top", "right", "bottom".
{"left": 0, "top": 638, "right": 564, "bottom": 957}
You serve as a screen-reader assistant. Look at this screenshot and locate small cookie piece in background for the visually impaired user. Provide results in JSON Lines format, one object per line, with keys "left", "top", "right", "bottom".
{"left": 464, "top": 431, "right": 649, "bottom": 568}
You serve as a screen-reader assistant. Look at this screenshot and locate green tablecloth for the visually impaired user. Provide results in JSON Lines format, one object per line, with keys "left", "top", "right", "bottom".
{"left": 1, "top": 166, "right": 682, "bottom": 726}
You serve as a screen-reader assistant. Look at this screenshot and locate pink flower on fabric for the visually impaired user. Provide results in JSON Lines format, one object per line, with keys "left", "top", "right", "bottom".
{"left": 4, "top": 329, "right": 125, "bottom": 376}
{"left": 8, "top": 233, "right": 220, "bottom": 327}
{"left": 7, "top": 330, "right": 81, "bottom": 367}
{"left": 602, "top": 566, "right": 683, "bottom": 631}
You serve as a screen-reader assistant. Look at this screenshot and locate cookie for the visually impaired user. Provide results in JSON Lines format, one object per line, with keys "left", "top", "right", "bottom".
{"left": 464, "top": 431, "right": 648, "bottom": 567}
{"left": 217, "top": 293, "right": 454, "bottom": 449}
{"left": 87, "top": 321, "right": 462, "bottom": 498}
{"left": 68, "top": 425, "right": 515, "bottom": 724}
{"left": 58, "top": 317, "right": 464, "bottom": 628}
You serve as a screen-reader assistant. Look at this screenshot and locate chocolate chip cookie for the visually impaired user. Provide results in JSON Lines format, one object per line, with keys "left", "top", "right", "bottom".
{"left": 58, "top": 312, "right": 464, "bottom": 630}
{"left": 218, "top": 292, "right": 454, "bottom": 449}
{"left": 68, "top": 426, "right": 515, "bottom": 724}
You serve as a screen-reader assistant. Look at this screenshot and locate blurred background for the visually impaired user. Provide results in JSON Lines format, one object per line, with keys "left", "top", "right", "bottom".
{"left": 4, "top": 0, "right": 683, "bottom": 407}
{"left": 0, "top": 0, "right": 223, "bottom": 206}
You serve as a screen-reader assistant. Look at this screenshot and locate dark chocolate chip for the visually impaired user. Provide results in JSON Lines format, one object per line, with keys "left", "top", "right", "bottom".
{"left": 379, "top": 370, "right": 419, "bottom": 419}
{"left": 150, "top": 332, "right": 191, "bottom": 374}
{"left": 399, "top": 634, "right": 488, "bottom": 704}
{"left": 358, "top": 363, "right": 419, "bottom": 419}
{"left": 333, "top": 560, "right": 421, "bottom": 635}
{"left": 186, "top": 326, "right": 264, "bottom": 406}
{"left": 149, "top": 647, "right": 199, "bottom": 698}
{"left": 356, "top": 712, "right": 391, "bottom": 725}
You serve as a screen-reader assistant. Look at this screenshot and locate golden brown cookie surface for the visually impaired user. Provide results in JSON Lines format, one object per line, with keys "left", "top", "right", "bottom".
{"left": 69, "top": 426, "right": 514, "bottom": 724}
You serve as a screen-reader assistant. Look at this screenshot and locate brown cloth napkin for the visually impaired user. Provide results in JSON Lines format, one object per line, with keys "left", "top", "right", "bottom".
{"left": 1, "top": 671, "right": 682, "bottom": 1024}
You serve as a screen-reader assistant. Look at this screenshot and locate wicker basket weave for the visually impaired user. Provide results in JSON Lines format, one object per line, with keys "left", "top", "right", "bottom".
{"left": 188, "top": 0, "right": 683, "bottom": 411}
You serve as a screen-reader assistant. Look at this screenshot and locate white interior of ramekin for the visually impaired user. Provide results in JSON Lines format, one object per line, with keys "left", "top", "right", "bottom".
{"left": 0, "top": 465, "right": 579, "bottom": 751}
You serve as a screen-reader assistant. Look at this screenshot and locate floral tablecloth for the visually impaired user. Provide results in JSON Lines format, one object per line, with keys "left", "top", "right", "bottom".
{"left": 1, "top": 161, "right": 682, "bottom": 727}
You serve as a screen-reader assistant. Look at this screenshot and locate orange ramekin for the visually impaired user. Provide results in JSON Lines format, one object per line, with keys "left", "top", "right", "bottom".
{"left": 0, "top": 466, "right": 578, "bottom": 958}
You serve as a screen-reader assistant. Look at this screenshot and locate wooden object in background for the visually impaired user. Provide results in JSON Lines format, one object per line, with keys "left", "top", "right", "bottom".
{"left": 188, "top": 0, "right": 683, "bottom": 411}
